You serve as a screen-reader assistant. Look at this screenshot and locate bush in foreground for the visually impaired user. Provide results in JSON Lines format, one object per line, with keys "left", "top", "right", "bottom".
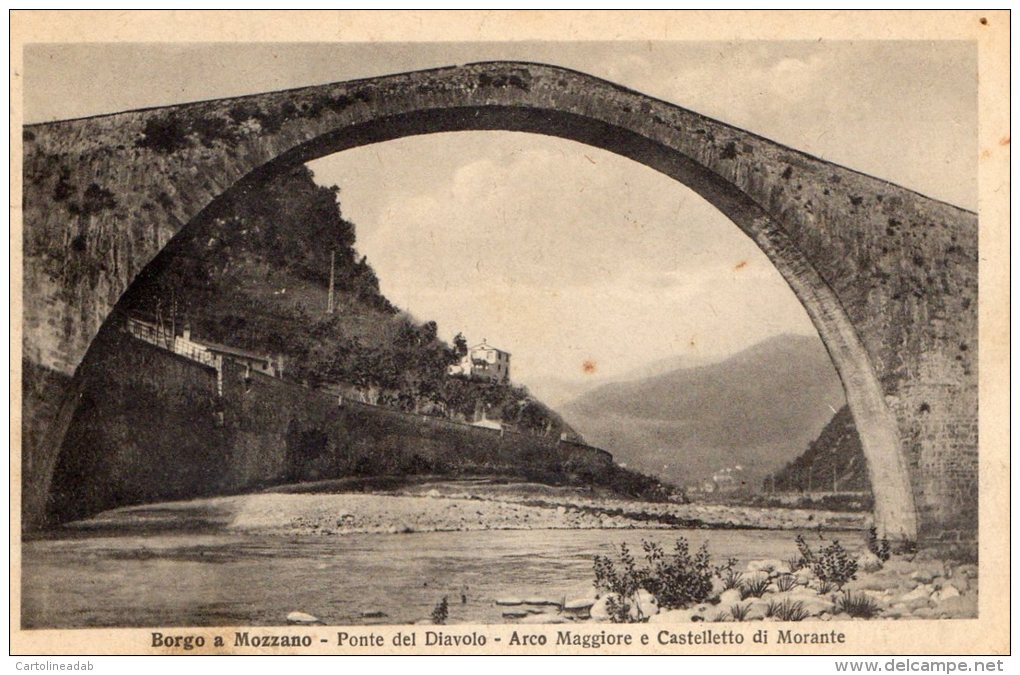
{"left": 430, "top": 597, "right": 449, "bottom": 625}
{"left": 794, "top": 534, "right": 858, "bottom": 589}
{"left": 593, "top": 537, "right": 715, "bottom": 622}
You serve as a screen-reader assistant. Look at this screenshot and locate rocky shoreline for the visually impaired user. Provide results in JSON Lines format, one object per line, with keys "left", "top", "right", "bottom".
{"left": 476, "top": 555, "right": 978, "bottom": 625}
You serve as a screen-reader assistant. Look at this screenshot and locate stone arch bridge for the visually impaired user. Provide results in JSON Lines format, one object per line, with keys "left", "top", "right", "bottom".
{"left": 20, "top": 62, "right": 977, "bottom": 543}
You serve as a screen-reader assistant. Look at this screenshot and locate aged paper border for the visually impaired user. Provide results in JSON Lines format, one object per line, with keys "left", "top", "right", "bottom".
{"left": 8, "top": 10, "right": 1010, "bottom": 656}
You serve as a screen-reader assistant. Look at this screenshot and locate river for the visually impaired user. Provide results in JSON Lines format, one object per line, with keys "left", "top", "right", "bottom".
{"left": 21, "top": 525, "right": 860, "bottom": 628}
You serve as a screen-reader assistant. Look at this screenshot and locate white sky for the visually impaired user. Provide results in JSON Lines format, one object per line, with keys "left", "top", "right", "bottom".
{"left": 25, "top": 41, "right": 977, "bottom": 393}
{"left": 307, "top": 134, "right": 816, "bottom": 389}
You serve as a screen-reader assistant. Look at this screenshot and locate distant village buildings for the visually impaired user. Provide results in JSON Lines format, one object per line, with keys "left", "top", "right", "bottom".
{"left": 447, "top": 339, "right": 511, "bottom": 383}
{"left": 697, "top": 464, "right": 747, "bottom": 494}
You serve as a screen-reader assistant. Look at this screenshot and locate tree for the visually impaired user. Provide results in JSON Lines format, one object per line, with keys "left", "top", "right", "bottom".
{"left": 452, "top": 333, "right": 468, "bottom": 359}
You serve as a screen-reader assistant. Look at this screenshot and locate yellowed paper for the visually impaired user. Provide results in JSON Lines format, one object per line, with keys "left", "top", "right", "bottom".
{"left": 9, "top": 10, "right": 1010, "bottom": 656}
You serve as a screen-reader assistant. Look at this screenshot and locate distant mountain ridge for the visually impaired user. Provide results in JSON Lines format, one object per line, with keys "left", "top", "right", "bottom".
{"left": 527, "top": 351, "right": 726, "bottom": 408}
{"left": 560, "top": 334, "right": 847, "bottom": 487}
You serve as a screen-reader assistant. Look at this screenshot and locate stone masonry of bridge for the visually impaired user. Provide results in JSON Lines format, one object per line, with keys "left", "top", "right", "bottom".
{"left": 20, "top": 62, "right": 977, "bottom": 544}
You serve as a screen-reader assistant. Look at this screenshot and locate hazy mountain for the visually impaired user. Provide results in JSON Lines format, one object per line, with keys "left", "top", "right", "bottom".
{"left": 560, "top": 334, "right": 847, "bottom": 487}
{"left": 527, "top": 352, "right": 723, "bottom": 408}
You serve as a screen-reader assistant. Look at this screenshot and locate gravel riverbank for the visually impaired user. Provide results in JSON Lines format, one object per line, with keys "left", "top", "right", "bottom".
{"left": 232, "top": 488, "right": 866, "bottom": 535}
{"left": 65, "top": 481, "right": 868, "bottom": 536}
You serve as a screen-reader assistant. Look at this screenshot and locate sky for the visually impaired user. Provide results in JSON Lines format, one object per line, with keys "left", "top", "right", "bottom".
{"left": 24, "top": 42, "right": 977, "bottom": 398}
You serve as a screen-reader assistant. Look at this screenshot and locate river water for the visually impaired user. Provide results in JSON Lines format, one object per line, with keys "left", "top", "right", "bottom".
{"left": 21, "top": 525, "right": 860, "bottom": 628}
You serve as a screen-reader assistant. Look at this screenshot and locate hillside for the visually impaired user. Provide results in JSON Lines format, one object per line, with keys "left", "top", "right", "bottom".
{"left": 117, "top": 165, "right": 573, "bottom": 437}
{"left": 765, "top": 404, "right": 869, "bottom": 493}
{"left": 560, "top": 334, "right": 847, "bottom": 487}
{"left": 528, "top": 353, "right": 722, "bottom": 408}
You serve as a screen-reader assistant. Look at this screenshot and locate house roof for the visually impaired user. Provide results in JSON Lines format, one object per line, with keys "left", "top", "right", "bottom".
{"left": 192, "top": 338, "right": 274, "bottom": 362}
{"left": 470, "top": 342, "right": 511, "bottom": 356}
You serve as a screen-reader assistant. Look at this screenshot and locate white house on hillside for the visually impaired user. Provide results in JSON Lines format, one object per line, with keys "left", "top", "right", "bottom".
{"left": 448, "top": 339, "right": 511, "bottom": 383}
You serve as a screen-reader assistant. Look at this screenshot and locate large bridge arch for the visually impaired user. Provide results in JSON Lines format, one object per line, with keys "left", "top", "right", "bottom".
{"left": 21, "top": 62, "right": 977, "bottom": 543}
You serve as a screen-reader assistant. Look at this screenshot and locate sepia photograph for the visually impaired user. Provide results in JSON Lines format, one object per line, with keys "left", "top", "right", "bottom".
{"left": 9, "top": 10, "right": 1009, "bottom": 658}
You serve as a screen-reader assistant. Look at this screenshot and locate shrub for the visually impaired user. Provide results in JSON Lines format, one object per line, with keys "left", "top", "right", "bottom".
{"left": 794, "top": 534, "right": 815, "bottom": 568}
{"left": 430, "top": 597, "right": 449, "bottom": 625}
{"left": 866, "top": 526, "right": 891, "bottom": 562}
{"left": 715, "top": 557, "right": 742, "bottom": 591}
{"left": 739, "top": 574, "right": 770, "bottom": 600}
{"left": 813, "top": 540, "right": 858, "bottom": 588}
{"left": 137, "top": 114, "right": 191, "bottom": 153}
{"left": 593, "top": 544, "right": 640, "bottom": 597}
{"left": 592, "top": 537, "right": 715, "bottom": 622}
{"left": 639, "top": 539, "right": 714, "bottom": 609}
{"left": 191, "top": 115, "right": 236, "bottom": 147}
{"left": 835, "top": 591, "right": 881, "bottom": 619}
{"left": 796, "top": 535, "right": 858, "bottom": 589}
{"left": 602, "top": 595, "right": 631, "bottom": 624}
{"left": 592, "top": 544, "right": 642, "bottom": 623}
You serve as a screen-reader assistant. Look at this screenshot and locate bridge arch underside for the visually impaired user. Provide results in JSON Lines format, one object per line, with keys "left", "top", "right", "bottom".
{"left": 47, "top": 105, "right": 921, "bottom": 541}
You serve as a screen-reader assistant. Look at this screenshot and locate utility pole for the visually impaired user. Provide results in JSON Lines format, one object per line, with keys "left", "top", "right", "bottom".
{"left": 807, "top": 464, "right": 813, "bottom": 494}
{"left": 170, "top": 288, "right": 177, "bottom": 340}
{"left": 327, "top": 249, "right": 336, "bottom": 314}
{"left": 155, "top": 297, "right": 164, "bottom": 344}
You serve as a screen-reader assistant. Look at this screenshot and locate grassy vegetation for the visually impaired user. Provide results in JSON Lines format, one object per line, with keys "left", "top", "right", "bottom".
{"left": 728, "top": 603, "right": 750, "bottom": 621}
{"left": 739, "top": 574, "right": 771, "bottom": 600}
{"left": 835, "top": 591, "right": 881, "bottom": 618}
{"left": 774, "top": 573, "right": 798, "bottom": 593}
{"left": 768, "top": 598, "right": 809, "bottom": 622}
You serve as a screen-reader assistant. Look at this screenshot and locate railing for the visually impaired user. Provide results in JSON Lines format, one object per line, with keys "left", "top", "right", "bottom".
{"left": 125, "top": 320, "right": 174, "bottom": 350}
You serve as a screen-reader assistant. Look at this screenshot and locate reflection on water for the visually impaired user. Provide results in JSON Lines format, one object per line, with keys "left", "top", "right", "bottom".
{"left": 22, "top": 527, "right": 857, "bottom": 628}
